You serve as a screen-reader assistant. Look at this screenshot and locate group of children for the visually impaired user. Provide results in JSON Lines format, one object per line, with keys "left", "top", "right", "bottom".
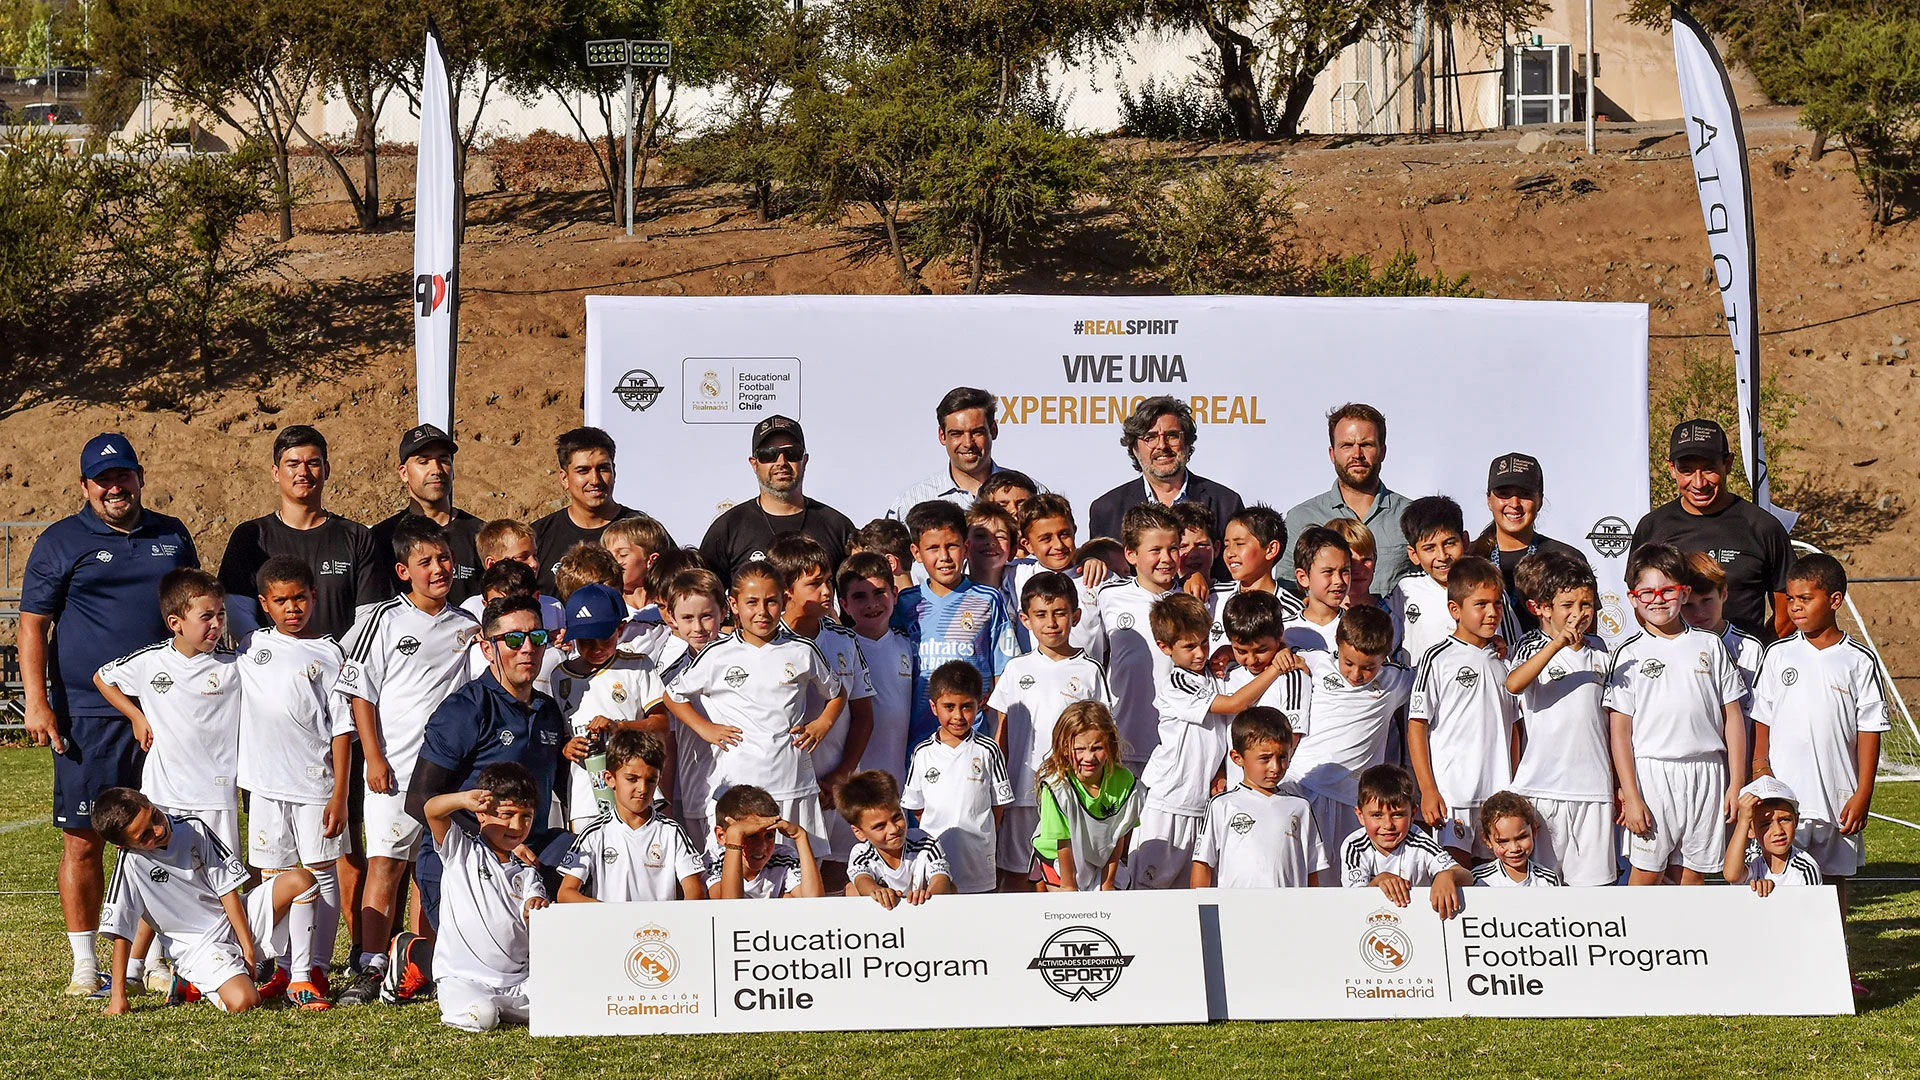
{"left": 79, "top": 439, "right": 1888, "bottom": 1027}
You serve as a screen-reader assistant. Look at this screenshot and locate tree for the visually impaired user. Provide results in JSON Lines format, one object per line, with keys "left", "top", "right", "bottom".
{"left": 288, "top": 0, "right": 412, "bottom": 230}
{"left": 1797, "top": 13, "right": 1920, "bottom": 226}
{"left": 1107, "top": 155, "right": 1305, "bottom": 293}
{"left": 921, "top": 114, "right": 1102, "bottom": 292}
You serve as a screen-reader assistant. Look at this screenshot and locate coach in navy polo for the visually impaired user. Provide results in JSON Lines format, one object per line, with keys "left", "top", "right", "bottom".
{"left": 20, "top": 433, "right": 199, "bottom": 996}
{"left": 403, "top": 596, "right": 571, "bottom": 931}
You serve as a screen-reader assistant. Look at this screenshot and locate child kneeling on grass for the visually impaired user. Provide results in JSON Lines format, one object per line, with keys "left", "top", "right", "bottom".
{"left": 426, "top": 762, "right": 549, "bottom": 1033}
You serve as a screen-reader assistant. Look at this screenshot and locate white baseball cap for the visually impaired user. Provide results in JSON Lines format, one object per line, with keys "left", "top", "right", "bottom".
{"left": 1741, "top": 775, "right": 1799, "bottom": 811}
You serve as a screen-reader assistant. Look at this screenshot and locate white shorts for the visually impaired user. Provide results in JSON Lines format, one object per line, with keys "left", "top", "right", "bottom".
{"left": 1435, "top": 804, "right": 1490, "bottom": 860}
{"left": 173, "top": 887, "right": 279, "bottom": 998}
{"left": 161, "top": 807, "right": 240, "bottom": 855}
{"left": 1797, "top": 818, "right": 1865, "bottom": 877}
{"left": 1281, "top": 786, "right": 1354, "bottom": 887}
{"left": 997, "top": 806, "right": 1040, "bottom": 874}
{"left": 249, "top": 795, "right": 346, "bottom": 869}
{"left": 1126, "top": 806, "right": 1200, "bottom": 890}
{"left": 821, "top": 806, "right": 857, "bottom": 864}
{"left": 1628, "top": 758, "right": 1728, "bottom": 874}
{"left": 438, "top": 976, "right": 530, "bottom": 1032}
{"left": 364, "top": 788, "right": 424, "bottom": 861}
{"left": 1527, "top": 795, "right": 1618, "bottom": 886}
{"left": 708, "top": 785, "right": 829, "bottom": 855}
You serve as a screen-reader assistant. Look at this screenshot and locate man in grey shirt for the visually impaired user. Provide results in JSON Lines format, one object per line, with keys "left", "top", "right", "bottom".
{"left": 1279, "top": 403, "right": 1411, "bottom": 598}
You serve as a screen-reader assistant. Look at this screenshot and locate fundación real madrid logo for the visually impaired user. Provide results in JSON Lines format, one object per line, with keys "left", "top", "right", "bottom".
{"left": 626, "top": 924, "right": 680, "bottom": 988}
{"left": 615, "top": 369, "right": 665, "bottom": 412}
{"left": 701, "top": 371, "right": 723, "bottom": 399}
{"left": 1360, "top": 909, "right": 1412, "bottom": 972}
{"left": 1028, "top": 926, "right": 1134, "bottom": 1000}
{"left": 1586, "top": 516, "right": 1633, "bottom": 559}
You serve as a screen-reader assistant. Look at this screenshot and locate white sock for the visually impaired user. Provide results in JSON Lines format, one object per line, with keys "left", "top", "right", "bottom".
{"left": 310, "top": 865, "right": 341, "bottom": 973}
{"left": 288, "top": 885, "right": 319, "bottom": 976}
{"left": 127, "top": 958, "right": 146, "bottom": 982}
{"left": 67, "top": 931, "right": 96, "bottom": 978}
{"left": 144, "top": 936, "right": 166, "bottom": 965}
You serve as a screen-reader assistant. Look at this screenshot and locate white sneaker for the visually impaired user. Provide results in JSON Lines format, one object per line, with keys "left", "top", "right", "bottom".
{"left": 64, "top": 972, "right": 107, "bottom": 997}
{"left": 143, "top": 963, "right": 174, "bottom": 996}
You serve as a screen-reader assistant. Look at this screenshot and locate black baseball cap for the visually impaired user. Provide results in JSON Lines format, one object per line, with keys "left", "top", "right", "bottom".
{"left": 1487, "top": 452, "right": 1543, "bottom": 494}
{"left": 399, "top": 423, "right": 457, "bottom": 460}
{"left": 1668, "top": 418, "right": 1730, "bottom": 463}
{"left": 752, "top": 415, "right": 804, "bottom": 452}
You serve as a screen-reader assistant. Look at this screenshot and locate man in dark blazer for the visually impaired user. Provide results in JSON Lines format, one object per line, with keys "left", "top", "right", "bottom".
{"left": 1088, "top": 396, "right": 1244, "bottom": 579}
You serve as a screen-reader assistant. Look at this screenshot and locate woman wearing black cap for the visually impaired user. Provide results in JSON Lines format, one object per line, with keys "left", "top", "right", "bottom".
{"left": 1470, "top": 451, "right": 1589, "bottom": 637}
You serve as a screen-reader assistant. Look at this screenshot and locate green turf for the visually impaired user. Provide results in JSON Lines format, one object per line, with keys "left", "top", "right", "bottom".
{"left": 0, "top": 747, "right": 1914, "bottom": 1079}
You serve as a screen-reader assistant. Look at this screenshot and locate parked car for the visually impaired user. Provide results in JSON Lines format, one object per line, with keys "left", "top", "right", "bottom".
{"left": 18, "top": 102, "right": 82, "bottom": 126}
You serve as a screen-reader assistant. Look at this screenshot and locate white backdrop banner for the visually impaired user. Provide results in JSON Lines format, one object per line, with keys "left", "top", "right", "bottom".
{"left": 528, "top": 890, "right": 1210, "bottom": 1036}
{"left": 585, "top": 295, "right": 1650, "bottom": 631}
{"left": 1211, "top": 884, "right": 1853, "bottom": 1019}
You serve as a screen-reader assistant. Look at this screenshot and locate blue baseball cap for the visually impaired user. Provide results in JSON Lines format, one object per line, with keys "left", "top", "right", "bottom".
{"left": 565, "top": 583, "right": 627, "bottom": 641}
{"left": 81, "top": 433, "right": 140, "bottom": 479}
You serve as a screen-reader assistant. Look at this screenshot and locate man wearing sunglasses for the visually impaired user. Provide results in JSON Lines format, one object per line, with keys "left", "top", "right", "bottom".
{"left": 698, "top": 415, "right": 857, "bottom": 587}
{"left": 382, "top": 596, "right": 571, "bottom": 1005}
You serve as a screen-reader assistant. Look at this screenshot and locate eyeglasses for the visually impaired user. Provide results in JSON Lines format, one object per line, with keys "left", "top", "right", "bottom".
{"left": 1627, "top": 585, "right": 1688, "bottom": 603}
{"left": 754, "top": 446, "right": 803, "bottom": 463}
{"left": 490, "top": 629, "right": 551, "bottom": 650}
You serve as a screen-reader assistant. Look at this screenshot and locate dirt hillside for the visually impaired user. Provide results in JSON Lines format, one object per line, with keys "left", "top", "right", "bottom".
{"left": 6, "top": 109, "right": 1919, "bottom": 709}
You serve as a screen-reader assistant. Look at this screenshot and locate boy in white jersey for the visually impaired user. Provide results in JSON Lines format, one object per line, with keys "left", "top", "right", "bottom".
{"left": 987, "top": 571, "right": 1110, "bottom": 891}
{"left": 660, "top": 567, "right": 728, "bottom": 840}
{"left": 708, "top": 784, "right": 825, "bottom": 899}
{"left": 93, "top": 787, "right": 322, "bottom": 1016}
{"left": 1503, "top": 553, "right": 1617, "bottom": 885}
{"left": 551, "top": 583, "right": 667, "bottom": 831}
{"left": 1208, "top": 504, "right": 1297, "bottom": 657}
{"left": 1281, "top": 605, "right": 1411, "bottom": 874}
{"left": 95, "top": 569, "right": 243, "bottom": 850}
{"left": 460, "top": 521, "right": 563, "bottom": 630}
{"left": 1217, "top": 590, "right": 1312, "bottom": 788}
{"left": 837, "top": 769, "right": 956, "bottom": 906}
{"left": 768, "top": 534, "right": 876, "bottom": 886}
{"left": 1469, "top": 791, "right": 1562, "bottom": 887}
{"left": 1340, "top": 764, "right": 1470, "bottom": 917}
{"left": 338, "top": 518, "right": 479, "bottom": 980}
{"left": 1172, "top": 501, "right": 1219, "bottom": 598}
{"left": 1007, "top": 494, "right": 1108, "bottom": 660}
{"left": 1192, "top": 709, "right": 1328, "bottom": 888}
{"left": 1287, "top": 527, "right": 1350, "bottom": 654}
{"left": 1132, "top": 594, "right": 1289, "bottom": 889}
{"left": 838, "top": 553, "right": 915, "bottom": 784}
{"left": 602, "top": 515, "right": 676, "bottom": 660}
{"left": 1723, "top": 776, "right": 1823, "bottom": 893}
{"left": 423, "top": 763, "right": 549, "bottom": 1031}
{"left": 903, "top": 662, "right": 1013, "bottom": 893}
{"left": 664, "top": 560, "right": 842, "bottom": 851}
{"left": 1388, "top": 496, "right": 1466, "bottom": 665}
{"left": 1682, "top": 551, "right": 1763, "bottom": 711}
{"left": 559, "top": 730, "right": 706, "bottom": 902}
{"left": 1753, "top": 553, "right": 1887, "bottom": 912}
{"left": 1607, "top": 543, "right": 1748, "bottom": 886}
{"left": 1098, "top": 504, "right": 1184, "bottom": 772}
{"left": 1407, "top": 557, "right": 1519, "bottom": 864}
{"left": 235, "top": 557, "right": 352, "bottom": 1005}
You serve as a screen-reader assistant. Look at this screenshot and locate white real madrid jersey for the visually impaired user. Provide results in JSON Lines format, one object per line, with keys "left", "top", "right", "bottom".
{"left": 703, "top": 840, "right": 805, "bottom": 898}
{"left": 1508, "top": 632, "right": 1615, "bottom": 803}
{"left": 1603, "top": 628, "right": 1745, "bottom": 762}
{"left": 1470, "top": 860, "right": 1562, "bottom": 887}
{"left": 1409, "top": 637, "right": 1517, "bottom": 807}
{"left": 1389, "top": 574, "right": 1454, "bottom": 667}
{"left": 1219, "top": 662, "right": 1313, "bottom": 788}
{"left": 1195, "top": 784, "right": 1328, "bottom": 888}
{"left": 1097, "top": 578, "right": 1177, "bottom": 764}
{"left": 236, "top": 628, "right": 353, "bottom": 804}
{"left": 665, "top": 629, "right": 840, "bottom": 799}
{"left": 560, "top": 807, "right": 704, "bottom": 901}
{"left": 99, "top": 814, "right": 250, "bottom": 947}
{"left": 1142, "top": 667, "right": 1229, "bottom": 816}
{"left": 433, "top": 821, "right": 546, "bottom": 987}
{"left": 986, "top": 650, "right": 1109, "bottom": 806}
{"left": 1339, "top": 826, "right": 1458, "bottom": 887}
{"left": 802, "top": 620, "right": 876, "bottom": 776}
{"left": 337, "top": 595, "right": 479, "bottom": 782}
{"left": 854, "top": 627, "right": 915, "bottom": 782}
{"left": 97, "top": 643, "right": 242, "bottom": 813}
{"left": 1752, "top": 632, "right": 1890, "bottom": 824}
{"left": 1289, "top": 651, "right": 1411, "bottom": 805}
{"left": 847, "top": 828, "right": 952, "bottom": 891}
{"left": 902, "top": 732, "right": 1012, "bottom": 893}
{"left": 551, "top": 653, "right": 667, "bottom": 817}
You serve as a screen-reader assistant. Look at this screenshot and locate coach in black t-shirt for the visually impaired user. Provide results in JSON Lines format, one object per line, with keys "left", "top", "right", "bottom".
{"left": 218, "top": 425, "right": 384, "bottom": 642}
{"left": 1633, "top": 418, "right": 1793, "bottom": 640}
{"left": 370, "top": 423, "right": 484, "bottom": 604}
{"left": 700, "top": 415, "right": 855, "bottom": 585}
{"left": 530, "top": 426, "right": 638, "bottom": 593}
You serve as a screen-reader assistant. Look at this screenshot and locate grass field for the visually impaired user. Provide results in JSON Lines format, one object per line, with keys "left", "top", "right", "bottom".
{"left": 0, "top": 747, "right": 1915, "bottom": 1079}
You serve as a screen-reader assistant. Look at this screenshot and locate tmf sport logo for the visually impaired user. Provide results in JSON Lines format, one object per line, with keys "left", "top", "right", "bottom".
{"left": 415, "top": 270, "right": 454, "bottom": 317}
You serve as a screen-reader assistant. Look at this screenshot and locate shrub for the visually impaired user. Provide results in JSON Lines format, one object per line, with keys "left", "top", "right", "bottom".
{"left": 1312, "top": 247, "right": 1479, "bottom": 297}
{"left": 1106, "top": 156, "right": 1303, "bottom": 293}
{"left": 1647, "top": 346, "right": 1802, "bottom": 507}
{"left": 1796, "top": 14, "right": 1920, "bottom": 226}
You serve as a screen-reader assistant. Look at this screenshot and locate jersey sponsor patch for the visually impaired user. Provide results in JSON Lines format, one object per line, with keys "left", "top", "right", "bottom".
{"left": 1404, "top": 602, "right": 1421, "bottom": 624}
{"left": 1228, "top": 811, "right": 1256, "bottom": 835}
{"left": 1454, "top": 666, "right": 1479, "bottom": 690}
{"left": 150, "top": 672, "right": 174, "bottom": 694}
{"left": 723, "top": 666, "right": 748, "bottom": 688}
{"left": 1641, "top": 659, "right": 1666, "bottom": 679}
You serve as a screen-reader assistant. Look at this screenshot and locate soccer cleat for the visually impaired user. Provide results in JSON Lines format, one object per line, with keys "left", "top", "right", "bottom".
{"left": 257, "top": 964, "right": 290, "bottom": 1000}
{"left": 333, "top": 966, "right": 384, "bottom": 1006}
{"left": 380, "top": 932, "right": 432, "bottom": 1004}
{"left": 308, "top": 965, "right": 332, "bottom": 998}
{"left": 165, "top": 973, "right": 202, "bottom": 1007}
{"left": 143, "top": 963, "right": 175, "bottom": 996}
{"left": 64, "top": 972, "right": 109, "bottom": 997}
{"left": 286, "top": 981, "right": 333, "bottom": 1011}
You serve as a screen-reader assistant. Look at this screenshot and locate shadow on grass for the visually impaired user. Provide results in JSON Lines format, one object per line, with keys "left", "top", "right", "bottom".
{"left": 1848, "top": 859, "right": 1920, "bottom": 1010}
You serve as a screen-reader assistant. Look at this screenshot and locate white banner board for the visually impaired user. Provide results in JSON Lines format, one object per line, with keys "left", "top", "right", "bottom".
{"left": 1211, "top": 885, "right": 1853, "bottom": 1019}
{"left": 528, "top": 891, "right": 1210, "bottom": 1036}
{"left": 586, "top": 295, "right": 1650, "bottom": 633}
